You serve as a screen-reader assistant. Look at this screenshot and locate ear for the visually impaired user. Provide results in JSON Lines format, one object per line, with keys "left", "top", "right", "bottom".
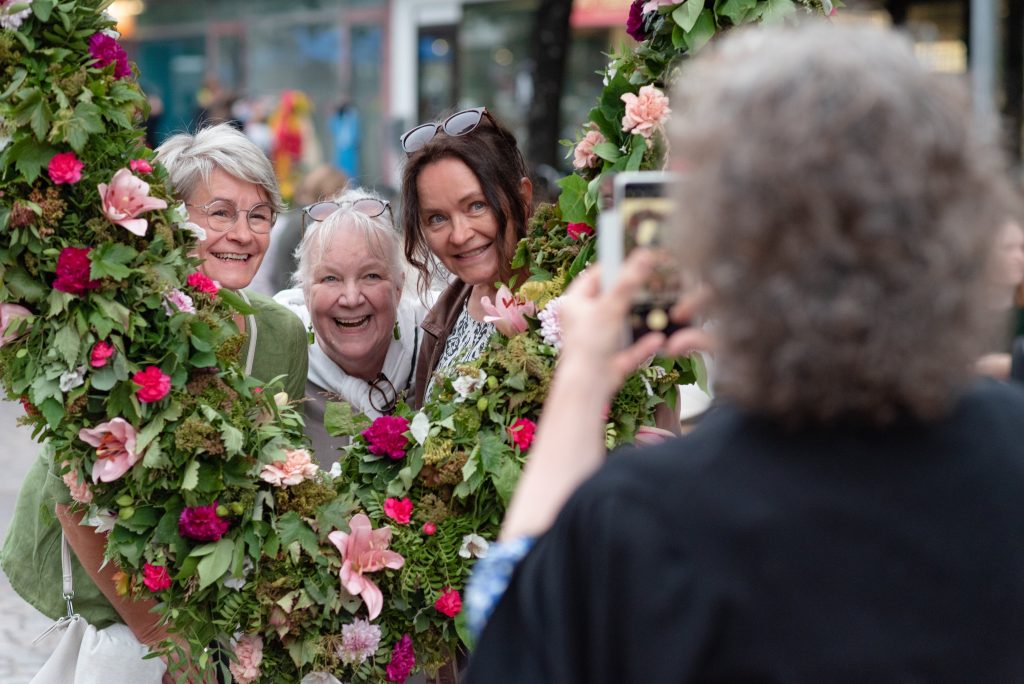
{"left": 518, "top": 176, "right": 533, "bottom": 209}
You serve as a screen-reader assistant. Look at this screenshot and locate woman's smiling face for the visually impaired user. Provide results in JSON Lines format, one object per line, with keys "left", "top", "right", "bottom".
{"left": 188, "top": 167, "right": 271, "bottom": 290}
{"left": 307, "top": 219, "right": 402, "bottom": 381}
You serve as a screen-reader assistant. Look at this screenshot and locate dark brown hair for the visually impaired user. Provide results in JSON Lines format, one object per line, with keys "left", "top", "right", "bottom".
{"left": 400, "top": 114, "right": 530, "bottom": 295}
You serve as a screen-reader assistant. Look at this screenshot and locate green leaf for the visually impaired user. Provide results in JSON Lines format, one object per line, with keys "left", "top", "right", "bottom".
{"left": 30, "top": 99, "right": 51, "bottom": 142}
{"left": 1, "top": 137, "right": 56, "bottom": 184}
{"left": 142, "top": 440, "right": 169, "bottom": 468}
{"left": 672, "top": 0, "right": 704, "bottom": 32}
{"left": 38, "top": 397, "right": 64, "bottom": 428}
{"left": 716, "top": 0, "right": 757, "bottom": 23}
{"left": 492, "top": 459, "right": 522, "bottom": 506}
{"left": 196, "top": 538, "right": 234, "bottom": 590}
{"left": 286, "top": 639, "right": 317, "bottom": 669}
{"left": 556, "top": 174, "right": 589, "bottom": 224}
{"left": 181, "top": 460, "right": 200, "bottom": 490}
{"left": 136, "top": 417, "right": 165, "bottom": 454}
{"left": 625, "top": 135, "right": 647, "bottom": 172}
{"left": 217, "top": 289, "right": 256, "bottom": 315}
{"left": 685, "top": 9, "right": 717, "bottom": 53}
{"left": 54, "top": 325, "right": 81, "bottom": 367}
{"left": 479, "top": 433, "right": 507, "bottom": 474}
{"left": 323, "top": 400, "right": 371, "bottom": 438}
{"left": 5, "top": 264, "right": 47, "bottom": 303}
{"left": 591, "top": 142, "right": 622, "bottom": 162}
{"left": 277, "top": 511, "right": 320, "bottom": 558}
{"left": 0, "top": 68, "right": 27, "bottom": 100}
{"left": 90, "top": 243, "right": 137, "bottom": 281}
{"left": 760, "top": 0, "right": 796, "bottom": 22}
{"left": 93, "top": 296, "right": 131, "bottom": 332}
{"left": 315, "top": 498, "right": 356, "bottom": 538}
{"left": 220, "top": 423, "right": 243, "bottom": 456}
{"left": 32, "top": 0, "right": 54, "bottom": 21}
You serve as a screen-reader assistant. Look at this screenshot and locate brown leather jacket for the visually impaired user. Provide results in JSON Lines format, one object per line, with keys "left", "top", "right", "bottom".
{"left": 411, "top": 280, "right": 473, "bottom": 409}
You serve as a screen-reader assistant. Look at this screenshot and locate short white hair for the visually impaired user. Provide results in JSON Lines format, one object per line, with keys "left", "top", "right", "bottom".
{"left": 155, "top": 122, "right": 283, "bottom": 212}
{"left": 293, "top": 187, "right": 405, "bottom": 293}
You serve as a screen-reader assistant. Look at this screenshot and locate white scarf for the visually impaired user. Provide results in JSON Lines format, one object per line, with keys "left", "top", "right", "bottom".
{"left": 273, "top": 288, "right": 423, "bottom": 419}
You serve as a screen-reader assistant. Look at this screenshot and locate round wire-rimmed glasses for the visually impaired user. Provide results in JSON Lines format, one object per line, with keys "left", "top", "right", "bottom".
{"left": 368, "top": 372, "right": 398, "bottom": 415}
{"left": 301, "top": 198, "right": 392, "bottom": 236}
{"left": 186, "top": 199, "right": 277, "bottom": 234}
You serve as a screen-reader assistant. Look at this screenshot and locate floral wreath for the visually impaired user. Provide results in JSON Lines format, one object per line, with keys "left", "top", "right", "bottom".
{"left": 0, "top": 0, "right": 827, "bottom": 682}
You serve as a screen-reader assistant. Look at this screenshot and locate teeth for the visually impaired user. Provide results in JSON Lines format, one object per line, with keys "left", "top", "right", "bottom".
{"left": 335, "top": 316, "right": 370, "bottom": 328}
{"left": 213, "top": 253, "right": 249, "bottom": 261}
{"left": 458, "top": 245, "right": 488, "bottom": 259}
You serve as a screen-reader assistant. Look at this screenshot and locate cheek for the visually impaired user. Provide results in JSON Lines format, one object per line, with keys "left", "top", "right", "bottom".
{"left": 253, "top": 235, "right": 270, "bottom": 258}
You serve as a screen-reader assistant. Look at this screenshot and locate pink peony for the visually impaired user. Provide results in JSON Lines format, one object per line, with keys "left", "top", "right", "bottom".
{"left": 89, "top": 340, "right": 114, "bottom": 368}
{"left": 186, "top": 271, "right": 220, "bottom": 295}
{"left": 53, "top": 247, "right": 100, "bottom": 295}
{"left": 567, "top": 222, "right": 594, "bottom": 240}
{"left": 162, "top": 288, "right": 195, "bottom": 315}
{"left": 142, "top": 563, "right": 171, "bottom": 592}
{"left": 47, "top": 152, "right": 84, "bottom": 185}
{"left": 129, "top": 158, "right": 153, "bottom": 174}
{"left": 87, "top": 33, "right": 131, "bottom": 79}
{"left": 260, "top": 448, "right": 319, "bottom": 487}
{"left": 228, "top": 634, "right": 263, "bottom": 684}
{"left": 328, "top": 514, "right": 404, "bottom": 620}
{"left": 61, "top": 463, "right": 93, "bottom": 504}
{"left": 480, "top": 285, "right": 536, "bottom": 337}
{"left": 507, "top": 417, "right": 537, "bottom": 451}
{"left": 635, "top": 425, "right": 676, "bottom": 446}
{"left": 621, "top": 84, "right": 672, "bottom": 139}
{"left": 79, "top": 418, "right": 140, "bottom": 483}
{"left": 337, "top": 618, "right": 382, "bottom": 666}
{"left": 383, "top": 497, "right": 413, "bottom": 525}
{"left": 178, "top": 503, "right": 231, "bottom": 542}
{"left": 434, "top": 588, "right": 462, "bottom": 618}
{"left": 0, "top": 302, "right": 31, "bottom": 347}
{"left": 385, "top": 634, "right": 415, "bottom": 684}
{"left": 572, "top": 128, "right": 606, "bottom": 170}
{"left": 362, "top": 415, "right": 410, "bottom": 460}
{"left": 132, "top": 366, "right": 171, "bottom": 403}
{"left": 97, "top": 168, "right": 168, "bottom": 237}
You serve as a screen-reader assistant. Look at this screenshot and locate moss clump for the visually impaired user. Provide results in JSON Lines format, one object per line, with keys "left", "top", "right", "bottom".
{"left": 216, "top": 334, "right": 244, "bottom": 367}
{"left": 185, "top": 370, "right": 238, "bottom": 412}
{"left": 174, "top": 414, "right": 225, "bottom": 456}
{"left": 273, "top": 478, "right": 336, "bottom": 518}
{"left": 413, "top": 493, "right": 451, "bottom": 524}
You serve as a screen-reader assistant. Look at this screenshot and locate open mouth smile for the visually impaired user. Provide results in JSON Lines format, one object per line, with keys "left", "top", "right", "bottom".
{"left": 334, "top": 315, "right": 370, "bottom": 329}
{"left": 456, "top": 243, "right": 490, "bottom": 260}
{"left": 211, "top": 252, "right": 251, "bottom": 262}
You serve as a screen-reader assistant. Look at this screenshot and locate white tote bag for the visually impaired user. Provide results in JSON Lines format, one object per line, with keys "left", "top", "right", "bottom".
{"left": 29, "top": 534, "right": 166, "bottom": 684}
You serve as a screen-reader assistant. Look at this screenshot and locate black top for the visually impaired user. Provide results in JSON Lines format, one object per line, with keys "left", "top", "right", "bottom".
{"left": 465, "top": 381, "right": 1024, "bottom": 684}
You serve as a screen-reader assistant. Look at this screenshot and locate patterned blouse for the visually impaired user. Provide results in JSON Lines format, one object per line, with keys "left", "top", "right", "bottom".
{"left": 425, "top": 303, "right": 494, "bottom": 401}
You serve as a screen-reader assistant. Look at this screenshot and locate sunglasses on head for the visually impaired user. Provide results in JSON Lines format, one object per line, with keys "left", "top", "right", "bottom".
{"left": 400, "top": 107, "right": 504, "bottom": 154}
{"left": 301, "top": 198, "right": 392, "bottom": 235}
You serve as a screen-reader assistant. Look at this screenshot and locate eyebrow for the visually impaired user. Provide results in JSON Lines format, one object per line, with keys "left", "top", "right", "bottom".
{"left": 419, "top": 191, "right": 485, "bottom": 214}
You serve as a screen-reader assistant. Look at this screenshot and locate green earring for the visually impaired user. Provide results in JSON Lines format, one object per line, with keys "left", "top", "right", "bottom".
{"left": 393, "top": 321, "right": 401, "bottom": 341}
{"left": 307, "top": 323, "right": 315, "bottom": 346}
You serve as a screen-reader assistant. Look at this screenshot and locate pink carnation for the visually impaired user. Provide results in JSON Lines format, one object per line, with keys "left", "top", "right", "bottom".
{"left": 385, "top": 634, "right": 415, "bottom": 684}
{"left": 47, "top": 152, "right": 84, "bottom": 185}
{"left": 434, "top": 588, "right": 462, "bottom": 618}
{"left": 186, "top": 271, "right": 219, "bottom": 295}
{"left": 87, "top": 33, "right": 131, "bottom": 79}
{"left": 90, "top": 340, "right": 114, "bottom": 368}
{"left": 142, "top": 563, "right": 171, "bottom": 592}
{"left": 337, "top": 618, "right": 382, "bottom": 666}
{"left": 567, "top": 222, "right": 594, "bottom": 240}
{"left": 260, "top": 448, "right": 319, "bottom": 487}
{"left": 507, "top": 417, "right": 537, "bottom": 451}
{"left": 362, "top": 415, "right": 410, "bottom": 460}
{"left": 572, "top": 128, "right": 606, "bottom": 170}
{"left": 162, "top": 288, "right": 195, "bottom": 315}
{"left": 383, "top": 497, "right": 413, "bottom": 525}
{"left": 129, "top": 158, "right": 153, "bottom": 174}
{"left": 132, "top": 366, "right": 171, "bottom": 403}
{"left": 53, "top": 247, "right": 100, "bottom": 295}
{"left": 228, "top": 634, "right": 263, "bottom": 684}
{"left": 178, "top": 503, "right": 231, "bottom": 542}
{"left": 61, "top": 464, "right": 93, "bottom": 504}
{"left": 621, "top": 84, "right": 671, "bottom": 139}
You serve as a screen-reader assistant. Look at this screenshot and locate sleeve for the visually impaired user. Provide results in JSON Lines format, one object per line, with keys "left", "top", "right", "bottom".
{"left": 463, "top": 472, "right": 717, "bottom": 684}
{"left": 282, "top": 313, "right": 309, "bottom": 403}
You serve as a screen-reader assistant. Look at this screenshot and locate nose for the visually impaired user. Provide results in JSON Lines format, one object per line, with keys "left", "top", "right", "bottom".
{"left": 449, "top": 214, "right": 475, "bottom": 246}
{"left": 225, "top": 215, "right": 255, "bottom": 243}
{"left": 336, "top": 280, "right": 366, "bottom": 306}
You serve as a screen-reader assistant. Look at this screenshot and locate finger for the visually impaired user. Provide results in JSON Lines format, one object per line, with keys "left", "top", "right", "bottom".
{"left": 563, "top": 264, "right": 601, "bottom": 300}
{"left": 612, "top": 332, "right": 665, "bottom": 378}
{"left": 663, "top": 328, "right": 716, "bottom": 357}
{"left": 607, "top": 250, "right": 656, "bottom": 316}
{"left": 670, "top": 285, "right": 709, "bottom": 323}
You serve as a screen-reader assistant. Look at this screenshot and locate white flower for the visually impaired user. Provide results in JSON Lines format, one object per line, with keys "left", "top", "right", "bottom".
{"left": 410, "top": 411, "right": 430, "bottom": 445}
{"left": 224, "top": 558, "right": 253, "bottom": 590}
{"left": 329, "top": 461, "right": 342, "bottom": 478}
{"left": 180, "top": 220, "right": 207, "bottom": 241}
{"left": 301, "top": 673, "right": 342, "bottom": 684}
{"left": 59, "top": 365, "right": 87, "bottom": 392}
{"left": 87, "top": 508, "right": 118, "bottom": 534}
{"left": 537, "top": 296, "right": 564, "bottom": 350}
{"left": 273, "top": 391, "right": 289, "bottom": 406}
{"left": 451, "top": 369, "right": 487, "bottom": 403}
{"left": 0, "top": 0, "right": 34, "bottom": 30}
{"left": 459, "top": 533, "right": 490, "bottom": 559}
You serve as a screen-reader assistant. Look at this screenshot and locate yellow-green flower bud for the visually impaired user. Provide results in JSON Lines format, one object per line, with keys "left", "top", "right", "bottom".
{"left": 116, "top": 494, "right": 134, "bottom": 507}
{"left": 119, "top": 506, "right": 135, "bottom": 520}
{"left": 476, "top": 397, "right": 488, "bottom": 412}
{"left": 230, "top": 501, "right": 245, "bottom": 516}
{"left": 216, "top": 504, "right": 229, "bottom": 517}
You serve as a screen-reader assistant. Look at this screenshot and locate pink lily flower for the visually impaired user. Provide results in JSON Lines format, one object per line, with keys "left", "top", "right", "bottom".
{"left": 635, "top": 425, "right": 677, "bottom": 446}
{"left": 480, "top": 285, "right": 537, "bottom": 337}
{"left": 328, "top": 514, "right": 404, "bottom": 620}
{"left": 0, "top": 303, "right": 32, "bottom": 346}
{"left": 79, "top": 418, "right": 141, "bottom": 483}
{"left": 97, "top": 168, "right": 168, "bottom": 237}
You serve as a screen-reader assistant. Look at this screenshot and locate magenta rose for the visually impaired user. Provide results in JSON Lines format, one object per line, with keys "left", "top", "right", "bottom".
{"left": 48, "top": 152, "right": 84, "bottom": 185}
{"left": 362, "top": 415, "right": 410, "bottom": 460}
{"left": 132, "top": 366, "right": 171, "bottom": 403}
{"left": 507, "top": 417, "right": 537, "bottom": 451}
{"left": 178, "top": 503, "right": 231, "bottom": 542}
{"left": 53, "top": 247, "right": 100, "bottom": 295}
{"left": 88, "top": 33, "right": 131, "bottom": 79}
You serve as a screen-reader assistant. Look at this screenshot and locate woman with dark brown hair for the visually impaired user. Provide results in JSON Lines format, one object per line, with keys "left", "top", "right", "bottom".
{"left": 399, "top": 108, "right": 533, "bottom": 408}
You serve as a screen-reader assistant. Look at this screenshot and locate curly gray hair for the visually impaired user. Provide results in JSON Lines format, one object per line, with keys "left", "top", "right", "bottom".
{"left": 670, "top": 21, "right": 1018, "bottom": 425}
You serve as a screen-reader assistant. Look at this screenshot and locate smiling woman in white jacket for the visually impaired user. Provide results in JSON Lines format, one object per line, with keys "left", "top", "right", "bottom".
{"left": 274, "top": 188, "right": 427, "bottom": 466}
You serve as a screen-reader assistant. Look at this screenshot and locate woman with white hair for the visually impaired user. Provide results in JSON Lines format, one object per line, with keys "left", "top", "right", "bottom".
{"left": 274, "top": 188, "right": 427, "bottom": 463}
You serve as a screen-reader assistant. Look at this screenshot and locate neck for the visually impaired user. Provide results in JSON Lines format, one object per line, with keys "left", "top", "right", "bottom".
{"left": 335, "top": 345, "right": 389, "bottom": 383}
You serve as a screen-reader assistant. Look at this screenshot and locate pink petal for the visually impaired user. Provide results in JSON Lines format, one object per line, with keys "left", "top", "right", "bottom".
{"left": 117, "top": 217, "right": 149, "bottom": 236}
{"left": 359, "top": 577, "right": 384, "bottom": 620}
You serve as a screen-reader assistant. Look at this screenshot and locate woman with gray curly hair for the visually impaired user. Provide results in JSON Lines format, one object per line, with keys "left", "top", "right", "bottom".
{"left": 274, "top": 188, "right": 426, "bottom": 463}
{"left": 465, "top": 21, "right": 1024, "bottom": 684}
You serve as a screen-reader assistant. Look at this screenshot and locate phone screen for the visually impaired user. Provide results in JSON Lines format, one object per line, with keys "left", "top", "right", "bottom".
{"left": 616, "top": 174, "right": 685, "bottom": 340}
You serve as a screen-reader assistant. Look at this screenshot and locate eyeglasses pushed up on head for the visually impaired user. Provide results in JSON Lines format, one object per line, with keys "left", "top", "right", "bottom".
{"left": 400, "top": 107, "right": 502, "bottom": 154}
{"left": 301, "top": 198, "right": 392, "bottom": 235}
{"left": 186, "top": 199, "right": 277, "bottom": 234}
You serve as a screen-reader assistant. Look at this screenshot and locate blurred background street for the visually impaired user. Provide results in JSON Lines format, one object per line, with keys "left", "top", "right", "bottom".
{"left": 0, "top": 401, "right": 56, "bottom": 683}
